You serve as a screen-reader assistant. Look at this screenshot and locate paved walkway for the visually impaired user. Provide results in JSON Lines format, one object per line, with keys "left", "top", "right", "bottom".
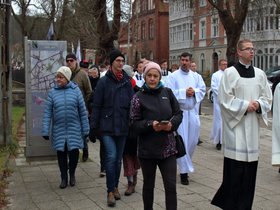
{"left": 4, "top": 114, "right": 280, "bottom": 210}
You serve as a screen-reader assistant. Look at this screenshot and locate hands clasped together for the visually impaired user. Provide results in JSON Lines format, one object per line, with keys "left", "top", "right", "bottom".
{"left": 247, "top": 100, "right": 260, "bottom": 113}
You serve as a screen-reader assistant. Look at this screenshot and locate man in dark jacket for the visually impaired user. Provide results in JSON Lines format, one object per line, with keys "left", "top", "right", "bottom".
{"left": 90, "top": 49, "right": 134, "bottom": 207}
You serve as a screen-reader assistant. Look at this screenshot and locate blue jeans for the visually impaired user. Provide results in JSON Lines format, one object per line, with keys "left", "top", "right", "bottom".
{"left": 102, "top": 135, "right": 126, "bottom": 193}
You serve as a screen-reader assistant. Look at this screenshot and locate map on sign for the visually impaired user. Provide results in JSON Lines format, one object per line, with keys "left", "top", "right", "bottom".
{"left": 26, "top": 40, "right": 67, "bottom": 136}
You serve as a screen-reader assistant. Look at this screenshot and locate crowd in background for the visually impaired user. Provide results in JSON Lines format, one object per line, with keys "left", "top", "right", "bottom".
{"left": 42, "top": 39, "right": 279, "bottom": 210}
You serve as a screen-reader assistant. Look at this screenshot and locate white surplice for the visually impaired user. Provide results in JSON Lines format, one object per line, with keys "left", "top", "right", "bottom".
{"left": 166, "top": 68, "right": 206, "bottom": 173}
{"left": 210, "top": 70, "right": 224, "bottom": 144}
{"left": 219, "top": 67, "right": 272, "bottom": 162}
{"left": 272, "top": 83, "right": 280, "bottom": 165}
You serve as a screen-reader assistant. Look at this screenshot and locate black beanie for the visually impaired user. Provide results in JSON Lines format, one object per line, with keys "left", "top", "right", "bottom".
{"left": 66, "top": 53, "right": 77, "bottom": 60}
{"left": 109, "top": 49, "right": 125, "bottom": 65}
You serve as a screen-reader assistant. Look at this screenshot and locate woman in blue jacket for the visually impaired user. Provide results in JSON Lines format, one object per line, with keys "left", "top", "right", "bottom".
{"left": 42, "top": 66, "right": 89, "bottom": 189}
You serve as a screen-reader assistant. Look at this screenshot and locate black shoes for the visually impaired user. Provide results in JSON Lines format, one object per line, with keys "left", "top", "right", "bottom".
{"left": 82, "top": 149, "right": 89, "bottom": 162}
{"left": 59, "top": 179, "right": 67, "bottom": 189}
{"left": 216, "top": 143, "right": 222, "bottom": 150}
{"left": 70, "top": 175, "right": 76, "bottom": 187}
{"left": 100, "top": 170, "right": 106, "bottom": 177}
{"left": 180, "top": 173, "right": 189, "bottom": 185}
{"left": 197, "top": 138, "right": 203, "bottom": 145}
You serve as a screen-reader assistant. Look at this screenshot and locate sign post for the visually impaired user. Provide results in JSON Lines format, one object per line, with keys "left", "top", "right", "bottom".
{"left": 25, "top": 38, "right": 67, "bottom": 159}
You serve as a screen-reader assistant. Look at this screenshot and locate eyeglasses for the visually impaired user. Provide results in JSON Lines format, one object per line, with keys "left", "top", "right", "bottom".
{"left": 240, "top": 48, "right": 256, "bottom": 52}
{"left": 115, "top": 59, "right": 124, "bottom": 63}
{"left": 66, "top": 59, "right": 75, "bottom": 63}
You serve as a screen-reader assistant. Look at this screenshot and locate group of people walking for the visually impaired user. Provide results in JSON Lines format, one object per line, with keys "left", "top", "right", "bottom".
{"left": 41, "top": 38, "right": 279, "bottom": 210}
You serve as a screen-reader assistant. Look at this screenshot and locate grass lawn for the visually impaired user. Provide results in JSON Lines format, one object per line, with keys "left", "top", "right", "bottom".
{"left": 0, "top": 105, "right": 25, "bottom": 208}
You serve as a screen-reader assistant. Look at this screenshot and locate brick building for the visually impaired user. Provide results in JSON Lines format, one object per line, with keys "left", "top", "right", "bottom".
{"left": 119, "top": 0, "right": 169, "bottom": 66}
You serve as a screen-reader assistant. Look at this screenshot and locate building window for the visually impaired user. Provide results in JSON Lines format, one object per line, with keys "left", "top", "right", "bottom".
{"left": 148, "top": 19, "right": 154, "bottom": 39}
{"left": 141, "top": 0, "right": 148, "bottom": 12}
{"left": 182, "top": 24, "right": 186, "bottom": 41}
{"left": 212, "top": 17, "right": 219, "bottom": 37}
{"left": 200, "top": 53, "right": 205, "bottom": 72}
{"left": 189, "top": 23, "right": 193, "bottom": 40}
{"left": 148, "top": 0, "right": 155, "bottom": 10}
{"left": 275, "top": 49, "right": 280, "bottom": 66}
{"left": 200, "top": 0, "right": 206, "bottom": 7}
{"left": 141, "top": 21, "right": 146, "bottom": 40}
{"left": 200, "top": 19, "right": 206, "bottom": 39}
{"left": 136, "top": 1, "right": 140, "bottom": 14}
{"left": 256, "top": 50, "right": 263, "bottom": 69}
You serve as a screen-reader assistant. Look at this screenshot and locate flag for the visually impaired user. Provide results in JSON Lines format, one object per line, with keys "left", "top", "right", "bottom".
{"left": 76, "top": 40, "right": 81, "bottom": 63}
{"left": 46, "top": 22, "right": 54, "bottom": 40}
{"left": 71, "top": 42, "right": 75, "bottom": 54}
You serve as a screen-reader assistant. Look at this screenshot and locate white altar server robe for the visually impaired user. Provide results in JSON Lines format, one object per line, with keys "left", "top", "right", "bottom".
{"left": 166, "top": 68, "right": 206, "bottom": 173}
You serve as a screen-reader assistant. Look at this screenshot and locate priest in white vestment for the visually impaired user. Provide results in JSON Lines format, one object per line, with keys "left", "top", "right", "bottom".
{"left": 211, "top": 39, "right": 272, "bottom": 210}
{"left": 166, "top": 52, "right": 206, "bottom": 185}
{"left": 190, "top": 62, "right": 204, "bottom": 145}
{"left": 272, "top": 83, "right": 280, "bottom": 166}
{"left": 209, "top": 59, "right": 227, "bottom": 150}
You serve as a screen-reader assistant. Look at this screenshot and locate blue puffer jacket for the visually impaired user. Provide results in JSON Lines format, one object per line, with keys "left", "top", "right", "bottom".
{"left": 91, "top": 69, "right": 134, "bottom": 136}
{"left": 42, "top": 81, "right": 89, "bottom": 151}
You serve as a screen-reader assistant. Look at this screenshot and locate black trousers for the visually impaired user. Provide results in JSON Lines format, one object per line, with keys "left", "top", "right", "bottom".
{"left": 140, "top": 156, "right": 177, "bottom": 210}
{"left": 211, "top": 157, "right": 258, "bottom": 210}
{"left": 57, "top": 143, "right": 79, "bottom": 181}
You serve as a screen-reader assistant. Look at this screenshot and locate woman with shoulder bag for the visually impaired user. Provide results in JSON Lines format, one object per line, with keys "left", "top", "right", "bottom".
{"left": 130, "top": 61, "right": 183, "bottom": 210}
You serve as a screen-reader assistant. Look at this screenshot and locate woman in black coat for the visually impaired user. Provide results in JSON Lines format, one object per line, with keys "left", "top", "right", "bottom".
{"left": 130, "top": 61, "right": 183, "bottom": 210}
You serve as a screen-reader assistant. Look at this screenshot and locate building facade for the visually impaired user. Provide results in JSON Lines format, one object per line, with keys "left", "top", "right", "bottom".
{"left": 169, "top": 0, "right": 280, "bottom": 73}
{"left": 119, "top": 0, "right": 169, "bottom": 66}
{"left": 169, "top": 0, "right": 227, "bottom": 74}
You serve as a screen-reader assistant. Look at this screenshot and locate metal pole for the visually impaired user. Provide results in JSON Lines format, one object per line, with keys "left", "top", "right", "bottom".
{"left": 2, "top": 0, "right": 11, "bottom": 145}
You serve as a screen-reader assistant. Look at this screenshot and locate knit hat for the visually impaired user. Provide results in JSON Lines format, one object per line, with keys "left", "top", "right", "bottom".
{"left": 57, "top": 66, "right": 72, "bottom": 81}
{"left": 66, "top": 53, "right": 77, "bottom": 60}
{"left": 109, "top": 49, "right": 125, "bottom": 65}
{"left": 88, "top": 64, "right": 99, "bottom": 72}
{"left": 123, "top": 65, "right": 133, "bottom": 77}
{"left": 143, "top": 62, "right": 162, "bottom": 80}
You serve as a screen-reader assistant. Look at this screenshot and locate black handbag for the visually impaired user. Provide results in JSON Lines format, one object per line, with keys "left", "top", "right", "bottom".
{"left": 174, "top": 131, "right": 186, "bottom": 158}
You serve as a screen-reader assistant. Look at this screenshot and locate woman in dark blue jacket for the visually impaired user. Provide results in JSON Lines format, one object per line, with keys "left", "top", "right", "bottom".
{"left": 90, "top": 50, "right": 134, "bottom": 207}
{"left": 130, "top": 61, "right": 183, "bottom": 210}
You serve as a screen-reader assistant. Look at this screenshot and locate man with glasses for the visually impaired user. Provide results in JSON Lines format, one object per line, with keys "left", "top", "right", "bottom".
{"left": 211, "top": 39, "right": 272, "bottom": 210}
{"left": 66, "top": 53, "right": 92, "bottom": 162}
{"left": 90, "top": 49, "right": 134, "bottom": 207}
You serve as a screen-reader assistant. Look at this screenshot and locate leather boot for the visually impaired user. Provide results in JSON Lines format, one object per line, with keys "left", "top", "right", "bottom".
{"left": 82, "top": 149, "right": 88, "bottom": 162}
{"left": 113, "top": 187, "right": 121, "bottom": 200}
{"left": 59, "top": 179, "right": 67, "bottom": 189}
{"left": 124, "top": 181, "right": 135, "bottom": 196}
{"left": 133, "top": 174, "right": 137, "bottom": 186}
{"left": 180, "top": 173, "right": 189, "bottom": 185}
{"left": 107, "top": 192, "right": 116, "bottom": 207}
{"left": 69, "top": 174, "right": 76, "bottom": 187}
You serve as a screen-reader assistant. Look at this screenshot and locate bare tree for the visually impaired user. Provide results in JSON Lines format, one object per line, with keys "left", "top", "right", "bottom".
{"left": 11, "top": 0, "right": 39, "bottom": 37}
{"left": 91, "top": 0, "right": 122, "bottom": 62}
{"left": 207, "top": 0, "right": 250, "bottom": 63}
